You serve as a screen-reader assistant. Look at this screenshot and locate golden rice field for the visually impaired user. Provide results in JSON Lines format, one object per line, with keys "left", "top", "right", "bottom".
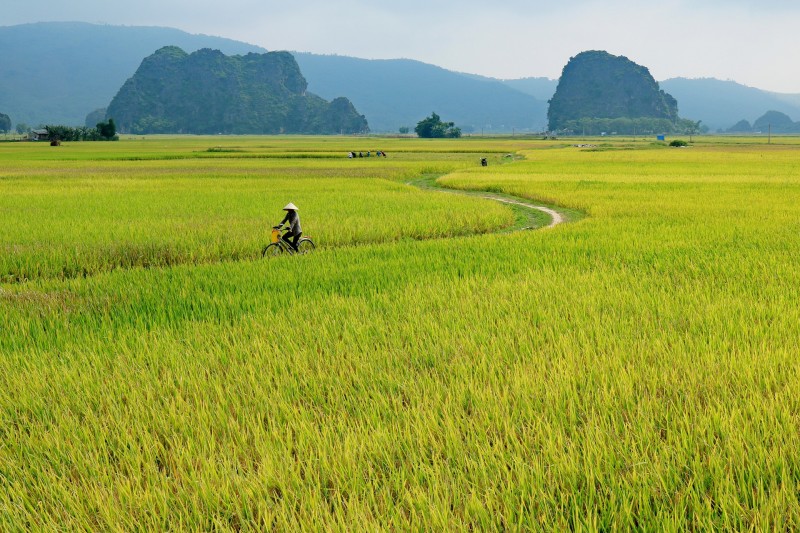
{"left": 1, "top": 135, "right": 799, "bottom": 529}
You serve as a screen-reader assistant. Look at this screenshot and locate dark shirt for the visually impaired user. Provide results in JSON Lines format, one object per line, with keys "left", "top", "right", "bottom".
{"left": 279, "top": 210, "right": 302, "bottom": 235}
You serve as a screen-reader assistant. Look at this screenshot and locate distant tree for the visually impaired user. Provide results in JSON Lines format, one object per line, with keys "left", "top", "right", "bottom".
{"left": 0, "top": 113, "right": 10, "bottom": 133}
{"left": 16, "top": 123, "right": 30, "bottom": 135}
{"left": 45, "top": 125, "right": 76, "bottom": 141}
{"left": 415, "top": 112, "right": 462, "bottom": 138}
{"left": 447, "top": 126, "right": 462, "bottom": 138}
{"left": 415, "top": 113, "right": 439, "bottom": 138}
{"left": 676, "top": 119, "right": 703, "bottom": 141}
{"left": 398, "top": 126, "right": 410, "bottom": 134}
{"left": 96, "top": 118, "right": 117, "bottom": 140}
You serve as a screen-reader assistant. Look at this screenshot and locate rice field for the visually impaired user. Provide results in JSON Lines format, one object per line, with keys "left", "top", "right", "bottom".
{"left": 0, "top": 138, "right": 514, "bottom": 282}
{"left": 1, "top": 136, "right": 799, "bottom": 529}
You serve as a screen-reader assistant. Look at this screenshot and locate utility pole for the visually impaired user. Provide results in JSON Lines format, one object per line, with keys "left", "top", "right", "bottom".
{"left": 768, "top": 123, "right": 772, "bottom": 144}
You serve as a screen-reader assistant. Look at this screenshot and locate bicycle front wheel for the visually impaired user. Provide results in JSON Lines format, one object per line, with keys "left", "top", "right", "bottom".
{"left": 262, "top": 243, "right": 284, "bottom": 258}
{"left": 296, "top": 238, "right": 316, "bottom": 254}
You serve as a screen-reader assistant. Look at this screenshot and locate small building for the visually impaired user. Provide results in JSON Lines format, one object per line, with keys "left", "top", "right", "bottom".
{"left": 29, "top": 129, "right": 49, "bottom": 141}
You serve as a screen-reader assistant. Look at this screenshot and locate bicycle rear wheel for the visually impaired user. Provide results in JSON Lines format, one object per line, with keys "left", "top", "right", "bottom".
{"left": 296, "top": 238, "right": 316, "bottom": 254}
{"left": 262, "top": 243, "right": 284, "bottom": 258}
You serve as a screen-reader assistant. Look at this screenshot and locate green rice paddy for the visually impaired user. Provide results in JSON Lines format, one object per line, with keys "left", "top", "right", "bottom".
{"left": 1, "top": 136, "right": 799, "bottom": 529}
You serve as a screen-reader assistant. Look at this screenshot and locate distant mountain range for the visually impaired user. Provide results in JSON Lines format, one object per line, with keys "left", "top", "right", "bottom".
{"left": 659, "top": 78, "right": 800, "bottom": 131}
{"left": 2, "top": 22, "right": 800, "bottom": 133}
{"left": 0, "top": 22, "right": 547, "bottom": 133}
{"left": 292, "top": 53, "right": 546, "bottom": 133}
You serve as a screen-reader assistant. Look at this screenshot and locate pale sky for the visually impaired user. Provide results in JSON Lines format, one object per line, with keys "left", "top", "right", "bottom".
{"left": 5, "top": 0, "right": 799, "bottom": 93}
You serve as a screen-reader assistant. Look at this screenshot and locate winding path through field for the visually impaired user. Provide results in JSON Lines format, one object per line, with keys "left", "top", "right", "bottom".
{"left": 479, "top": 196, "right": 564, "bottom": 229}
{"left": 408, "top": 175, "right": 571, "bottom": 231}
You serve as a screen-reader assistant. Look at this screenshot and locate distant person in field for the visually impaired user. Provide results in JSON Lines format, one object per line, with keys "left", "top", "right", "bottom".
{"left": 275, "top": 202, "right": 302, "bottom": 251}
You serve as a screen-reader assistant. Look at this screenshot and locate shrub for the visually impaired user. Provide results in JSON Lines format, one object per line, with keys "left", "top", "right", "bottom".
{"left": 415, "top": 112, "right": 462, "bottom": 138}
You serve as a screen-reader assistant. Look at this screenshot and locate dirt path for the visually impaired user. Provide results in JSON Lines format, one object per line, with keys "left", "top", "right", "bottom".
{"left": 479, "top": 195, "right": 564, "bottom": 229}
{"left": 408, "top": 176, "right": 571, "bottom": 231}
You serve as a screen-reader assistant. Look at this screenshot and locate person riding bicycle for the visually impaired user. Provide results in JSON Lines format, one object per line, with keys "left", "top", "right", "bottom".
{"left": 275, "top": 202, "right": 302, "bottom": 251}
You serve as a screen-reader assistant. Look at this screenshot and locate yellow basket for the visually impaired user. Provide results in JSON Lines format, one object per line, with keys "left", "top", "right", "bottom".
{"left": 270, "top": 228, "right": 280, "bottom": 243}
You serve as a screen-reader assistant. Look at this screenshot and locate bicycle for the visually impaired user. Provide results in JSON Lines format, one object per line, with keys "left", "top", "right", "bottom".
{"left": 261, "top": 226, "right": 316, "bottom": 257}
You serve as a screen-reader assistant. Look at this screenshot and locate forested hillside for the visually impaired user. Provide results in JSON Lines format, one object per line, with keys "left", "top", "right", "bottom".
{"left": 548, "top": 51, "right": 678, "bottom": 133}
{"left": 107, "top": 47, "right": 367, "bottom": 134}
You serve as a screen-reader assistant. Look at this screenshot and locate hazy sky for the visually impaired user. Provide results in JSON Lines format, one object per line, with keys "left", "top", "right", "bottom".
{"left": 5, "top": 0, "right": 799, "bottom": 92}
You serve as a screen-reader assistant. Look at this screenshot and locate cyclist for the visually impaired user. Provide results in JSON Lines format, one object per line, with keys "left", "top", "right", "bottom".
{"left": 275, "top": 202, "right": 302, "bottom": 251}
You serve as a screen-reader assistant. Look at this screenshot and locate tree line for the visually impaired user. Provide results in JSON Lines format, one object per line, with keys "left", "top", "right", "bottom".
{"left": 45, "top": 119, "right": 118, "bottom": 141}
{"left": 556, "top": 117, "right": 705, "bottom": 136}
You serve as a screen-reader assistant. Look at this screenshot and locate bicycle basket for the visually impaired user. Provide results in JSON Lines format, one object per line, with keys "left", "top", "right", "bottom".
{"left": 271, "top": 228, "right": 280, "bottom": 243}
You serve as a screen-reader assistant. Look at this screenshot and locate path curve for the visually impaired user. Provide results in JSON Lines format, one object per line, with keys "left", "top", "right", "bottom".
{"left": 408, "top": 176, "right": 569, "bottom": 231}
{"left": 478, "top": 196, "right": 563, "bottom": 229}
